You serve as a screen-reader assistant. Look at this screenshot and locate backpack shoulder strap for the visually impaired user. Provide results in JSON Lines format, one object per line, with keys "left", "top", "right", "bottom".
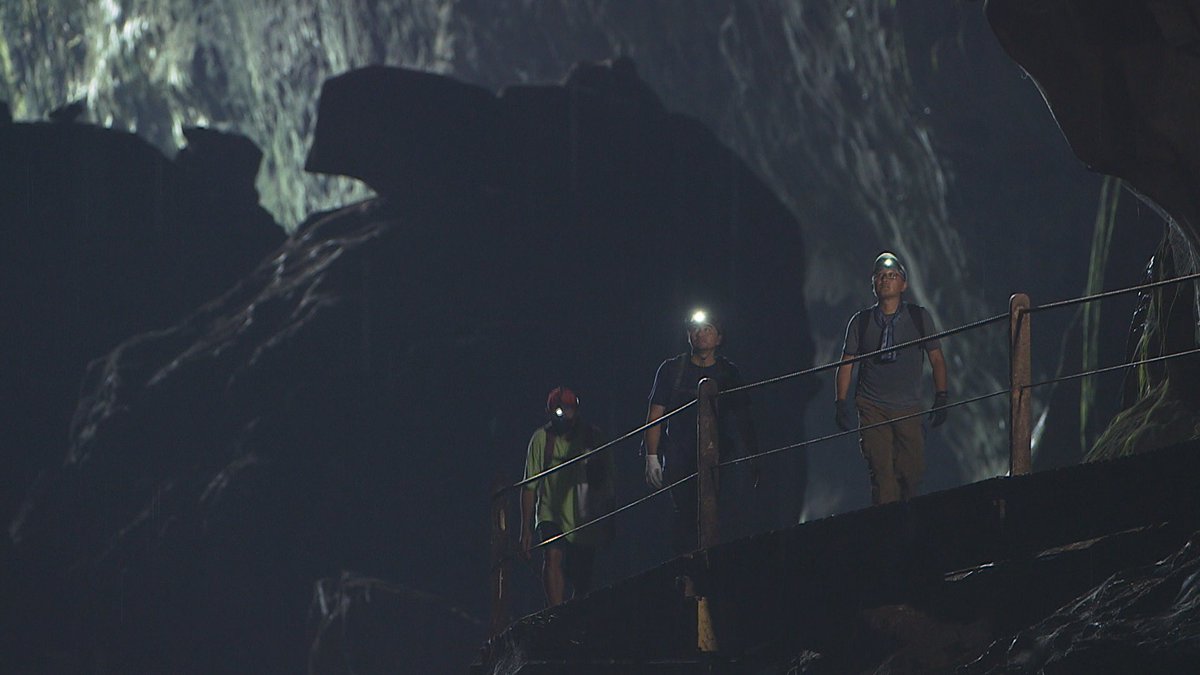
{"left": 908, "top": 304, "right": 927, "bottom": 339}
{"left": 715, "top": 355, "right": 736, "bottom": 380}
{"left": 670, "top": 353, "right": 690, "bottom": 396}
{"left": 855, "top": 309, "right": 872, "bottom": 353}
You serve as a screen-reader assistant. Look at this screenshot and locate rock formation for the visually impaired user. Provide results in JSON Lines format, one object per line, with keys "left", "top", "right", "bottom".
{"left": 986, "top": 0, "right": 1200, "bottom": 458}
{"left": 4, "top": 61, "right": 812, "bottom": 672}
{"left": 0, "top": 118, "right": 283, "bottom": 524}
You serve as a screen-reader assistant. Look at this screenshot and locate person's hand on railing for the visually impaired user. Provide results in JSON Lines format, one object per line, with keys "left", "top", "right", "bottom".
{"left": 835, "top": 399, "right": 857, "bottom": 432}
{"left": 929, "top": 391, "right": 949, "bottom": 428}
{"left": 645, "top": 454, "right": 663, "bottom": 489}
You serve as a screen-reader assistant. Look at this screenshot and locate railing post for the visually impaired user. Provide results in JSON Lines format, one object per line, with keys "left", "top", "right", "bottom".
{"left": 1009, "top": 294, "right": 1032, "bottom": 475}
{"left": 488, "top": 479, "right": 510, "bottom": 637}
{"left": 697, "top": 378, "right": 720, "bottom": 550}
{"left": 694, "top": 378, "right": 720, "bottom": 654}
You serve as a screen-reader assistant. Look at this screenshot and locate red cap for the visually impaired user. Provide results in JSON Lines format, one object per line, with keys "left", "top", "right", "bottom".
{"left": 546, "top": 387, "right": 579, "bottom": 411}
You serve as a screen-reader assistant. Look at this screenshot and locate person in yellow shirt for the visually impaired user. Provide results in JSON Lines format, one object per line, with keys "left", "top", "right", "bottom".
{"left": 519, "top": 387, "right": 613, "bottom": 606}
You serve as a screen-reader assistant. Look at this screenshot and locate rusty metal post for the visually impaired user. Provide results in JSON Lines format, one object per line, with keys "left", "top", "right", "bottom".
{"left": 694, "top": 378, "right": 721, "bottom": 654}
{"left": 696, "top": 378, "right": 720, "bottom": 550}
{"left": 1009, "top": 294, "right": 1032, "bottom": 475}
{"left": 488, "top": 480, "right": 510, "bottom": 637}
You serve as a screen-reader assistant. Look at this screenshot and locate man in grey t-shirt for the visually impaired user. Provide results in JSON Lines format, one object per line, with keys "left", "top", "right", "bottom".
{"left": 834, "top": 252, "right": 949, "bottom": 505}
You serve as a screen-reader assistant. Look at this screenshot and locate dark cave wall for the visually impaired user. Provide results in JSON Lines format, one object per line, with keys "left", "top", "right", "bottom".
{"left": 986, "top": 0, "right": 1200, "bottom": 458}
{"left": 5, "top": 65, "right": 813, "bottom": 672}
{"left": 0, "top": 121, "right": 283, "bottom": 522}
{"left": 3, "top": 1, "right": 1155, "bottom": 487}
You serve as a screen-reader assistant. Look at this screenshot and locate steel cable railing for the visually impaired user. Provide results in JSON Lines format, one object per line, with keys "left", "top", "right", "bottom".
{"left": 526, "top": 344, "right": 1200, "bottom": 556}
{"left": 722, "top": 310, "right": 1010, "bottom": 396}
{"left": 1024, "top": 346, "right": 1200, "bottom": 390}
{"left": 499, "top": 398, "right": 696, "bottom": 497}
{"left": 505, "top": 272, "right": 1200, "bottom": 541}
{"left": 502, "top": 306, "right": 1012, "bottom": 496}
{"left": 1024, "top": 270, "right": 1200, "bottom": 315}
{"left": 501, "top": 300, "right": 1021, "bottom": 496}
{"left": 490, "top": 272, "right": 1200, "bottom": 633}
{"left": 530, "top": 473, "right": 697, "bottom": 552}
{"left": 718, "top": 388, "right": 1011, "bottom": 469}
{"left": 496, "top": 311, "right": 1012, "bottom": 564}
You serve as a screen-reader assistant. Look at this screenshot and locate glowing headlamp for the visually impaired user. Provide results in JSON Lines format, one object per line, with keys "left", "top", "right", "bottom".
{"left": 690, "top": 310, "right": 708, "bottom": 325}
{"left": 554, "top": 407, "right": 565, "bottom": 418}
{"left": 872, "top": 252, "right": 907, "bottom": 280}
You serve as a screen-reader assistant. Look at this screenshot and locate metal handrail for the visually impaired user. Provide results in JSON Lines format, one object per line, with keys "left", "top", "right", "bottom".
{"left": 509, "top": 345, "right": 1200, "bottom": 567}
{"left": 491, "top": 271, "right": 1200, "bottom": 632}
{"left": 1025, "top": 270, "right": 1200, "bottom": 314}
{"left": 502, "top": 271, "right": 1200, "bottom": 495}
{"left": 499, "top": 398, "right": 695, "bottom": 498}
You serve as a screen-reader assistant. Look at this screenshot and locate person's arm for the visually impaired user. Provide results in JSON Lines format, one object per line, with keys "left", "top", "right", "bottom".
{"left": 519, "top": 433, "right": 541, "bottom": 560}
{"left": 644, "top": 403, "right": 665, "bottom": 489}
{"left": 833, "top": 354, "right": 858, "bottom": 432}
{"left": 929, "top": 347, "right": 948, "bottom": 393}
{"left": 927, "top": 347, "right": 950, "bottom": 427}
{"left": 835, "top": 354, "right": 855, "bottom": 400}
{"left": 644, "top": 403, "right": 666, "bottom": 455}
{"left": 519, "top": 487, "right": 535, "bottom": 560}
{"left": 834, "top": 313, "right": 863, "bottom": 431}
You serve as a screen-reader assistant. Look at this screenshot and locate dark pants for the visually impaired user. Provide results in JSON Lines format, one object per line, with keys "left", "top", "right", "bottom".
{"left": 536, "top": 523, "right": 596, "bottom": 595}
{"left": 857, "top": 398, "right": 925, "bottom": 505}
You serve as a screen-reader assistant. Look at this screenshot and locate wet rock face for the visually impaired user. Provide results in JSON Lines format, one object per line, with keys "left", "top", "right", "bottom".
{"left": 965, "top": 532, "right": 1200, "bottom": 674}
{"left": 986, "top": 0, "right": 1200, "bottom": 457}
{"left": 6, "top": 64, "right": 813, "bottom": 672}
{"left": 984, "top": 5, "right": 1200, "bottom": 258}
{"left": 0, "top": 121, "right": 284, "bottom": 521}
{"left": 307, "top": 573, "right": 482, "bottom": 674}
{"left": 988, "top": 0, "right": 1200, "bottom": 252}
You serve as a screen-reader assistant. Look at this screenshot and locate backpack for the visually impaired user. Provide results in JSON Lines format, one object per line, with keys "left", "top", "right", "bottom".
{"left": 855, "top": 304, "right": 928, "bottom": 355}
{"left": 668, "top": 352, "right": 735, "bottom": 400}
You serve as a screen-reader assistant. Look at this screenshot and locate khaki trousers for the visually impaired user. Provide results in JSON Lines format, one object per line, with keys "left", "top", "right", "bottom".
{"left": 856, "top": 398, "right": 925, "bottom": 505}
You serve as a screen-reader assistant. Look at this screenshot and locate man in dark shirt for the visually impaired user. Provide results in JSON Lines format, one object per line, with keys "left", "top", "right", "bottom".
{"left": 835, "top": 252, "right": 949, "bottom": 505}
{"left": 643, "top": 309, "right": 757, "bottom": 554}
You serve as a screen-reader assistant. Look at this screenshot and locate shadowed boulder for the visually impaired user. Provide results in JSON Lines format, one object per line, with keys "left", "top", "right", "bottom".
{"left": 307, "top": 573, "right": 483, "bottom": 674}
{"left": 6, "top": 63, "right": 813, "bottom": 672}
{"left": 965, "top": 531, "right": 1200, "bottom": 674}
{"left": 986, "top": 0, "right": 1200, "bottom": 458}
{"left": 0, "top": 120, "right": 284, "bottom": 524}
{"left": 304, "top": 65, "right": 503, "bottom": 198}
{"left": 987, "top": 0, "right": 1200, "bottom": 248}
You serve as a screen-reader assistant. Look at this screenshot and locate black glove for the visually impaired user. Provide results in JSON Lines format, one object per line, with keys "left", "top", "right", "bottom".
{"left": 929, "top": 391, "right": 949, "bottom": 428}
{"left": 835, "top": 399, "right": 856, "bottom": 432}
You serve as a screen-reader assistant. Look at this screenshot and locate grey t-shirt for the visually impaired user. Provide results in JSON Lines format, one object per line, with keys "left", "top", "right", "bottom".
{"left": 842, "top": 304, "right": 941, "bottom": 409}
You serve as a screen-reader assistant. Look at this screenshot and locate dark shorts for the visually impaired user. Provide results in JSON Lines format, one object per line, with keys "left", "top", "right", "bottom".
{"left": 535, "top": 522, "right": 596, "bottom": 594}
{"left": 535, "top": 522, "right": 569, "bottom": 549}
